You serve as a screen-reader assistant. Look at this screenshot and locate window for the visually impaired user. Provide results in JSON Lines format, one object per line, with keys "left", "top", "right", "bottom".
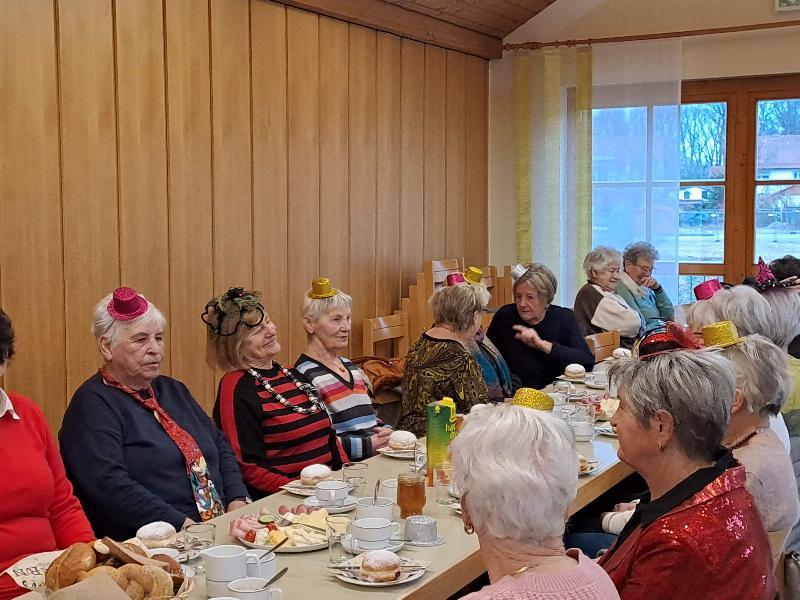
{"left": 680, "top": 75, "right": 800, "bottom": 292}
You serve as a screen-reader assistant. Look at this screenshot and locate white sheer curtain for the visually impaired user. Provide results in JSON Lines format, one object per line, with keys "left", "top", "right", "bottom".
{"left": 590, "top": 40, "right": 682, "bottom": 301}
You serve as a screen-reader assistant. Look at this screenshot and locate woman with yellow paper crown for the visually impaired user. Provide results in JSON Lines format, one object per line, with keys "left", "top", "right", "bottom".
{"left": 397, "top": 283, "right": 487, "bottom": 436}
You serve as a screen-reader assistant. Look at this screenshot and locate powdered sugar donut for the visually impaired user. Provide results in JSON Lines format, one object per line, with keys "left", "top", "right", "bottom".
{"left": 387, "top": 430, "right": 417, "bottom": 451}
{"left": 300, "top": 463, "right": 332, "bottom": 486}
{"left": 135, "top": 521, "right": 177, "bottom": 549}
{"left": 360, "top": 550, "right": 401, "bottom": 582}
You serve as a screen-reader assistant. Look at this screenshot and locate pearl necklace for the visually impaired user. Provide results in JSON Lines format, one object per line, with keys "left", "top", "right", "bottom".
{"left": 247, "top": 363, "right": 325, "bottom": 415}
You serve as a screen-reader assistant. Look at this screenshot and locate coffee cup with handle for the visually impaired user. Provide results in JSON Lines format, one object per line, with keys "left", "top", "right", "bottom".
{"left": 350, "top": 517, "right": 401, "bottom": 550}
{"left": 315, "top": 480, "right": 349, "bottom": 507}
{"left": 355, "top": 497, "right": 394, "bottom": 521}
{"left": 228, "top": 577, "right": 282, "bottom": 600}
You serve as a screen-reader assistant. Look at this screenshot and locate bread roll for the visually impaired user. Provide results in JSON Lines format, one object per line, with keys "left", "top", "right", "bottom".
{"left": 75, "top": 565, "right": 130, "bottom": 590}
{"left": 300, "top": 464, "right": 332, "bottom": 486}
{"left": 387, "top": 430, "right": 417, "bottom": 450}
{"left": 117, "top": 564, "right": 174, "bottom": 599}
{"left": 360, "top": 550, "right": 401, "bottom": 582}
{"left": 46, "top": 542, "right": 97, "bottom": 590}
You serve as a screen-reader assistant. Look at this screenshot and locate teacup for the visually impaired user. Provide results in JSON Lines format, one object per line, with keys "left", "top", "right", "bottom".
{"left": 405, "top": 515, "right": 437, "bottom": 543}
{"left": 554, "top": 381, "right": 575, "bottom": 394}
{"left": 245, "top": 551, "right": 277, "bottom": 579}
{"left": 350, "top": 517, "right": 401, "bottom": 550}
{"left": 355, "top": 497, "right": 394, "bottom": 521}
{"left": 228, "top": 577, "right": 282, "bottom": 600}
{"left": 315, "top": 480, "right": 350, "bottom": 507}
{"left": 201, "top": 545, "right": 249, "bottom": 582}
{"left": 208, "top": 580, "right": 238, "bottom": 597}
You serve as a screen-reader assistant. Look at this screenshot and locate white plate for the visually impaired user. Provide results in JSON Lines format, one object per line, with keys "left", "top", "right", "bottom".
{"left": 304, "top": 495, "right": 358, "bottom": 513}
{"left": 377, "top": 447, "right": 415, "bottom": 459}
{"left": 579, "top": 463, "right": 600, "bottom": 477}
{"left": 584, "top": 381, "right": 607, "bottom": 390}
{"left": 333, "top": 568, "right": 425, "bottom": 587}
{"left": 281, "top": 481, "right": 352, "bottom": 497}
{"left": 238, "top": 536, "right": 327, "bottom": 553}
{"left": 343, "top": 537, "right": 405, "bottom": 554}
{"left": 405, "top": 536, "right": 445, "bottom": 547}
{"left": 557, "top": 374, "right": 586, "bottom": 383}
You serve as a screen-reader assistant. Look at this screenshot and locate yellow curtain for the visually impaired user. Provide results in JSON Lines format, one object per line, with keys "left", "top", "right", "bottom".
{"left": 513, "top": 52, "right": 532, "bottom": 264}
{"left": 513, "top": 46, "right": 593, "bottom": 305}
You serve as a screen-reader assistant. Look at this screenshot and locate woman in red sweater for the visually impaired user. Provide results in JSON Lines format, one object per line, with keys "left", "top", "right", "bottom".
{"left": 0, "top": 310, "right": 94, "bottom": 599}
{"left": 204, "top": 288, "right": 348, "bottom": 498}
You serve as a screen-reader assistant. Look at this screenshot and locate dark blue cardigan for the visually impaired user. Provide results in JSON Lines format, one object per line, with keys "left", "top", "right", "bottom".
{"left": 60, "top": 373, "right": 248, "bottom": 539}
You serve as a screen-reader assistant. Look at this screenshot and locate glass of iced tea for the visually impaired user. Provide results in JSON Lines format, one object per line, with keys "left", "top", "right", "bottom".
{"left": 397, "top": 472, "right": 427, "bottom": 519}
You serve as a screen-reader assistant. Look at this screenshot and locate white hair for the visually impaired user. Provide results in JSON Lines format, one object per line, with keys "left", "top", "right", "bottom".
{"left": 301, "top": 289, "right": 353, "bottom": 322}
{"left": 760, "top": 288, "right": 800, "bottom": 350}
{"left": 583, "top": 246, "right": 622, "bottom": 280}
{"left": 608, "top": 350, "right": 734, "bottom": 461}
{"left": 91, "top": 292, "right": 166, "bottom": 347}
{"left": 688, "top": 286, "right": 775, "bottom": 341}
{"left": 720, "top": 334, "right": 792, "bottom": 416}
{"left": 450, "top": 404, "right": 578, "bottom": 544}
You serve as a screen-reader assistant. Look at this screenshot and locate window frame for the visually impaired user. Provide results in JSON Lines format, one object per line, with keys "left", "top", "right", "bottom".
{"left": 681, "top": 74, "right": 800, "bottom": 284}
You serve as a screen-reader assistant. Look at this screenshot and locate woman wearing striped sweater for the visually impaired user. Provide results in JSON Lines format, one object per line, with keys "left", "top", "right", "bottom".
{"left": 295, "top": 278, "right": 392, "bottom": 461}
{"left": 204, "top": 287, "right": 347, "bottom": 498}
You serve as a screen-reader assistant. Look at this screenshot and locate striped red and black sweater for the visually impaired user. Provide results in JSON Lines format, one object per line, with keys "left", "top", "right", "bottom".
{"left": 214, "top": 365, "right": 348, "bottom": 498}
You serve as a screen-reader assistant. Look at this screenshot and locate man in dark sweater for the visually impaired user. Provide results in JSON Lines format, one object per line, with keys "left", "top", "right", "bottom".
{"left": 487, "top": 264, "right": 595, "bottom": 389}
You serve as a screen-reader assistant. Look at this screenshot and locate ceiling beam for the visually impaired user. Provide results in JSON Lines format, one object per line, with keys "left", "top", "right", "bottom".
{"left": 269, "top": 0, "right": 502, "bottom": 59}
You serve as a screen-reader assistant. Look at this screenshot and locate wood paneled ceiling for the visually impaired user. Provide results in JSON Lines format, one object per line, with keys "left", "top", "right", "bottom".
{"left": 274, "top": 0, "right": 557, "bottom": 59}
{"left": 381, "top": 0, "right": 558, "bottom": 39}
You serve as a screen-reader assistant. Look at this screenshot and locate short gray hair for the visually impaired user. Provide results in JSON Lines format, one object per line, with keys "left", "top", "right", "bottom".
{"left": 694, "top": 287, "right": 775, "bottom": 341}
{"left": 608, "top": 350, "right": 734, "bottom": 461}
{"left": 512, "top": 263, "right": 557, "bottom": 305}
{"left": 583, "top": 246, "right": 622, "bottom": 280}
{"left": 301, "top": 289, "right": 353, "bottom": 322}
{"left": 91, "top": 292, "right": 166, "bottom": 347}
{"left": 760, "top": 288, "right": 800, "bottom": 350}
{"left": 686, "top": 298, "right": 723, "bottom": 333}
{"left": 720, "top": 334, "right": 792, "bottom": 416}
{"left": 450, "top": 404, "right": 578, "bottom": 543}
{"left": 623, "top": 241, "right": 659, "bottom": 265}
{"left": 430, "top": 284, "right": 485, "bottom": 333}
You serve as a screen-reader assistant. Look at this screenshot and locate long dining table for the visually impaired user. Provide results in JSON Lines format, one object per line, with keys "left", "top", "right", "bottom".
{"left": 190, "top": 383, "right": 631, "bottom": 599}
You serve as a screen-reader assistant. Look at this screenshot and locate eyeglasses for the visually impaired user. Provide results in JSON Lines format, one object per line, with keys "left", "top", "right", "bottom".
{"left": 636, "top": 263, "right": 655, "bottom": 275}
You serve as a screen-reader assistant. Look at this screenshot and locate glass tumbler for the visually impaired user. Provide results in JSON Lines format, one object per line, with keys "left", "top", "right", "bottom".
{"left": 342, "top": 462, "right": 368, "bottom": 497}
{"left": 397, "top": 472, "right": 427, "bottom": 519}
{"left": 326, "top": 515, "right": 353, "bottom": 564}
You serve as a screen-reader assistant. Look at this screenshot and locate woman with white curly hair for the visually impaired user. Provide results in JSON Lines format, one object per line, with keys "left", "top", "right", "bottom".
{"left": 574, "top": 246, "right": 644, "bottom": 348}
{"left": 450, "top": 404, "right": 619, "bottom": 599}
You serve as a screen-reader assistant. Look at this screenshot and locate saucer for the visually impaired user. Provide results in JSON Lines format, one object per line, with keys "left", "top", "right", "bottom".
{"left": 405, "top": 536, "right": 446, "bottom": 547}
{"left": 342, "top": 537, "right": 405, "bottom": 554}
{"left": 304, "top": 495, "right": 358, "bottom": 513}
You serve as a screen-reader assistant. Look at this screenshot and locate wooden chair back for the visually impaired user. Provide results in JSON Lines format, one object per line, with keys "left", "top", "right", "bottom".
{"left": 584, "top": 330, "right": 621, "bottom": 362}
{"left": 423, "top": 258, "right": 464, "bottom": 300}
{"left": 362, "top": 311, "right": 409, "bottom": 358}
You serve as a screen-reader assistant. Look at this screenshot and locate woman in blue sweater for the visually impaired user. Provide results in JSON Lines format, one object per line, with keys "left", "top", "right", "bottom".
{"left": 60, "top": 287, "right": 249, "bottom": 539}
{"left": 615, "top": 241, "right": 674, "bottom": 332}
{"left": 487, "top": 263, "right": 595, "bottom": 390}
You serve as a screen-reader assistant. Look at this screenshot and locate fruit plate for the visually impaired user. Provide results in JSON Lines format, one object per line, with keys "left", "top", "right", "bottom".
{"left": 238, "top": 536, "right": 327, "bottom": 553}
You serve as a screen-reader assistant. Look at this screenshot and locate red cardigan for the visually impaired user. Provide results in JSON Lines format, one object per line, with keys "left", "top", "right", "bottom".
{"left": 0, "top": 392, "right": 94, "bottom": 600}
{"left": 598, "top": 466, "right": 776, "bottom": 600}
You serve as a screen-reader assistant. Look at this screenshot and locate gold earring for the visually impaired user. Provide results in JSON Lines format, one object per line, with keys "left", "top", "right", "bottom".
{"left": 658, "top": 441, "right": 665, "bottom": 451}
{"left": 464, "top": 523, "right": 475, "bottom": 535}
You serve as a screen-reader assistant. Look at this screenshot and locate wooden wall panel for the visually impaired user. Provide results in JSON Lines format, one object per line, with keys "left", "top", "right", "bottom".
{"left": 115, "top": 0, "right": 171, "bottom": 372}
{"left": 375, "top": 33, "right": 402, "bottom": 319}
{"left": 211, "top": 0, "right": 253, "bottom": 293}
{"left": 1, "top": 0, "right": 488, "bottom": 427}
{"left": 251, "top": 1, "right": 290, "bottom": 362}
{"left": 423, "top": 45, "right": 447, "bottom": 260}
{"left": 464, "top": 56, "right": 488, "bottom": 268}
{"left": 286, "top": 8, "right": 320, "bottom": 362}
{"left": 165, "top": 0, "right": 215, "bottom": 410}
{"left": 58, "top": 0, "right": 120, "bottom": 399}
{"left": 348, "top": 25, "right": 377, "bottom": 359}
{"left": 445, "top": 50, "right": 466, "bottom": 259}
{"left": 0, "top": 0, "right": 64, "bottom": 431}
{"left": 399, "top": 40, "right": 426, "bottom": 293}
{"left": 318, "top": 17, "right": 350, "bottom": 334}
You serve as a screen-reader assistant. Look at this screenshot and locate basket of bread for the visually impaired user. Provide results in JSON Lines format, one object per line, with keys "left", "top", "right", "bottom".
{"left": 45, "top": 536, "right": 192, "bottom": 599}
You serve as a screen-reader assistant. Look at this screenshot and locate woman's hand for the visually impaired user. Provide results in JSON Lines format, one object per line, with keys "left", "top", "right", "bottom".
{"left": 642, "top": 277, "right": 660, "bottom": 289}
{"left": 512, "top": 325, "right": 553, "bottom": 354}
{"left": 227, "top": 500, "right": 249, "bottom": 513}
{"left": 370, "top": 428, "right": 393, "bottom": 451}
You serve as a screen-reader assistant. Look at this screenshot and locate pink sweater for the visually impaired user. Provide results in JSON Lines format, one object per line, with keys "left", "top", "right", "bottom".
{"left": 462, "top": 549, "right": 620, "bottom": 600}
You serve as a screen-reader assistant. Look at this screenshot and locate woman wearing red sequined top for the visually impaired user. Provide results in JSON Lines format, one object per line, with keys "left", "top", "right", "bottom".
{"left": 598, "top": 347, "right": 777, "bottom": 600}
{"left": 205, "top": 288, "right": 348, "bottom": 498}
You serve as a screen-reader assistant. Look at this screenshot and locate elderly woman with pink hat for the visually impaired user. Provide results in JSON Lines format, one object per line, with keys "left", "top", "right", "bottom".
{"left": 59, "top": 287, "right": 250, "bottom": 540}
